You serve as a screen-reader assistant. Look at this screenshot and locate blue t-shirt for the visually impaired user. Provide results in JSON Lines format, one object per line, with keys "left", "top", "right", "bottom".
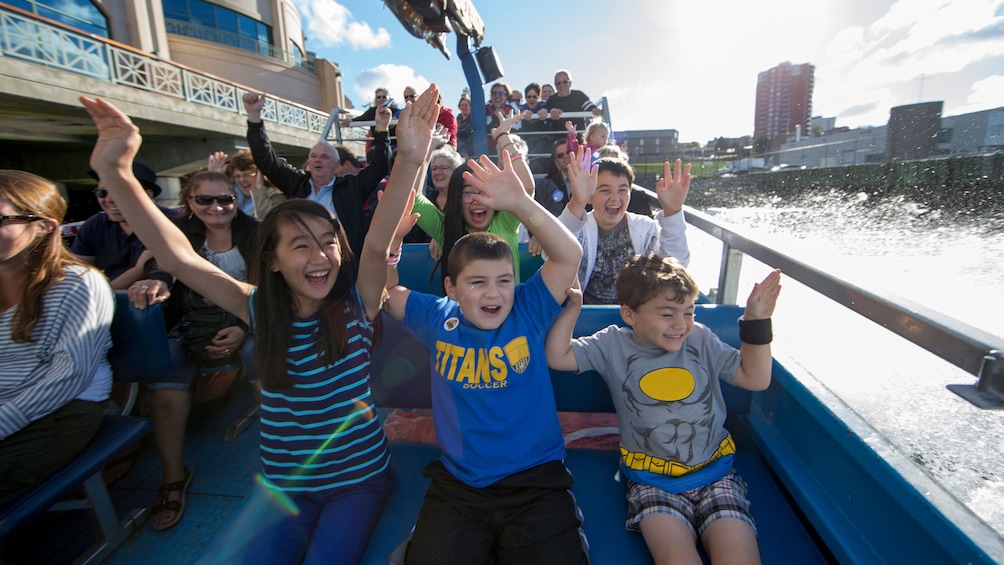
{"left": 250, "top": 287, "right": 390, "bottom": 492}
{"left": 402, "top": 271, "right": 566, "bottom": 487}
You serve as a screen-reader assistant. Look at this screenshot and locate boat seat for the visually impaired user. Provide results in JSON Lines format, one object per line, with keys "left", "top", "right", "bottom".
{"left": 0, "top": 293, "right": 164, "bottom": 562}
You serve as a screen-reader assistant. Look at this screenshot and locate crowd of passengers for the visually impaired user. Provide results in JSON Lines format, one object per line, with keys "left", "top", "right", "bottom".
{"left": 1, "top": 73, "right": 782, "bottom": 565}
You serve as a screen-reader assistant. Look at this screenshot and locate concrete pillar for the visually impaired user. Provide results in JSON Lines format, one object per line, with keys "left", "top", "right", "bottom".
{"left": 155, "top": 176, "right": 183, "bottom": 208}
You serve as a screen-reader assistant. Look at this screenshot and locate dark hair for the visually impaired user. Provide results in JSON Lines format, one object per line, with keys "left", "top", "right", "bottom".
{"left": 446, "top": 232, "right": 513, "bottom": 282}
{"left": 616, "top": 254, "right": 698, "bottom": 311}
{"left": 248, "top": 199, "right": 379, "bottom": 389}
{"left": 334, "top": 145, "right": 359, "bottom": 168}
{"left": 226, "top": 150, "right": 257, "bottom": 176}
{"left": 524, "top": 82, "right": 541, "bottom": 97}
{"left": 436, "top": 164, "right": 473, "bottom": 285}
{"left": 596, "top": 157, "right": 635, "bottom": 185}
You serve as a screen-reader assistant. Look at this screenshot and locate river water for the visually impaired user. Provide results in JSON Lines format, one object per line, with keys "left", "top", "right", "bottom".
{"left": 681, "top": 182, "right": 1004, "bottom": 546}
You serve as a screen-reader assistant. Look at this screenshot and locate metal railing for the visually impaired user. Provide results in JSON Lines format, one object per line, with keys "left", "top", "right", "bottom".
{"left": 322, "top": 98, "right": 609, "bottom": 158}
{"left": 0, "top": 5, "right": 327, "bottom": 135}
{"left": 683, "top": 205, "right": 1004, "bottom": 408}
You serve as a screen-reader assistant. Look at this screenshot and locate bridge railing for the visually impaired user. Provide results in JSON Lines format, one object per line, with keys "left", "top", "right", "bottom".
{"left": 683, "top": 205, "right": 1004, "bottom": 409}
{"left": 0, "top": 5, "right": 327, "bottom": 135}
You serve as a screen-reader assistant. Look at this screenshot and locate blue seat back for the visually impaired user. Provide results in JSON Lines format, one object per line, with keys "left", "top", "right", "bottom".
{"left": 109, "top": 293, "right": 171, "bottom": 383}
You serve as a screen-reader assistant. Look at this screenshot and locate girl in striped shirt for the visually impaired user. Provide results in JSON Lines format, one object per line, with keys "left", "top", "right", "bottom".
{"left": 81, "top": 85, "right": 441, "bottom": 564}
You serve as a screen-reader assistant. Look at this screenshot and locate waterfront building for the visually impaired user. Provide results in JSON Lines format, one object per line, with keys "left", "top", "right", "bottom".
{"left": 754, "top": 61, "right": 815, "bottom": 148}
{"left": 0, "top": 0, "right": 346, "bottom": 219}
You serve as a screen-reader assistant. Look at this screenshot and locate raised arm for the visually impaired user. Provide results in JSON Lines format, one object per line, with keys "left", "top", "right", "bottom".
{"left": 733, "top": 269, "right": 782, "bottom": 391}
{"left": 463, "top": 152, "right": 582, "bottom": 303}
{"left": 81, "top": 96, "right": 252, "bottom": 324}
{"left": 358, "top": 84, "right": 440, "bottom": 320}
{"left": 545, "top": 282, "right": 583, "bottom": 372}
{"left": 490, "top": 110, "right": 533, "bottom": 195}
{"left": 655, "top": 159, "right": 692, "bottom": 267}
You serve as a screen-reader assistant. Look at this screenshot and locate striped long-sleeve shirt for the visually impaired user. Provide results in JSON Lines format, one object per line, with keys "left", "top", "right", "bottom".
{"left": 0, "top": 265, "right": 114, "bottom": 440}
{"left": 253, "top": 287, "right": 390, "bottom": 492}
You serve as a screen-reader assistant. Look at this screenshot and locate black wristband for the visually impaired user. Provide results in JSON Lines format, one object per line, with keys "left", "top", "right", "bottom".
{"left": 738, "top": 317, "right": 772, "bottom": 345}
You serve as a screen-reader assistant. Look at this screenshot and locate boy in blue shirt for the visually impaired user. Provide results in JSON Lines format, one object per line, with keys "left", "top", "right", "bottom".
{"left": 382, "top": 149, "right": 591, "bottom": 563}
{"left": 546, "top": 254, "right": 781, "bottom": 565}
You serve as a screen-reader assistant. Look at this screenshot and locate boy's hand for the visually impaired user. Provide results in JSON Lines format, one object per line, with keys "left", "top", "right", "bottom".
{"left": 462, "top": 152, "right": 527, "bottom": 212}
{"left": 207, "top": 151, "right": 227, "bottom": 173}
{"left": 566, "top": 146, "right": 597, "bottom": 204}
{"left": 393, "top": 84, "right": 441, "bottom": 167}
{"left": 655, "top": 159, "right": 691, "bottom": 216}
{"left": 744, "top": 269, "right": 782, "bottom": 320}
{"left": 80, "top": 97, "right": 142, "bottom": 174}
{"left": 490, "top": 110, "right": 519, "bottom": 139}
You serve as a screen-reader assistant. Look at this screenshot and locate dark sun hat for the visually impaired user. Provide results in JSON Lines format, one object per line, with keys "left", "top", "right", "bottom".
{"left": 87, "top": 162, "right": 161, "bottom": 197}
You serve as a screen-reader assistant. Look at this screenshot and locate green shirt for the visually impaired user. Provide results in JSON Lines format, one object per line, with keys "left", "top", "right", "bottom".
{"left": 412, "top": 193, "right": 524, "bottom": 280}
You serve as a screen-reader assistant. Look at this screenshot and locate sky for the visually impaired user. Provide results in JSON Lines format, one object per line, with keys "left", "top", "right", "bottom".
{"left": 290, "top": 0, "right": 1004, "bottom": 144}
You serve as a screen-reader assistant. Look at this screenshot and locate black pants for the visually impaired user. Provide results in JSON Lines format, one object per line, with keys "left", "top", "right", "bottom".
{"left": 405, "top": 460, "right": 590, "bottom": 565}
{"left": 0, "top": 399, "right": 103, "bottom": 505}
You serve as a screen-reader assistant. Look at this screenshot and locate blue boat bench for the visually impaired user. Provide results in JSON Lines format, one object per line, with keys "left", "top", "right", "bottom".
{"left": 199, "top": 300, "right": 829, "bottom": 564}
{"left": 0, "top": 294, "right": 164, "bottom": 563}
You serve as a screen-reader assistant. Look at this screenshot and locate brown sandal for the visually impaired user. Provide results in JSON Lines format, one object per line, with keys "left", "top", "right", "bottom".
{"left": 149, "top": 467, "right": 193, "bottom": 531}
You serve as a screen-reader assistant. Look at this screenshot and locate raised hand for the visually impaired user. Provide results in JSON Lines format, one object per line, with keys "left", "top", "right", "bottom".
{"left": 378, "top": 188, "right": 421, "bottom": 243}
{"left": 655, "top": 159, "right": 691, "bottom": 216}
{"left": 242, "top": 92, "right": 265, "bottom": 122}
{"left": 207, "top": 151, "right": 227, "bottom": 174}
{"left": 490, "top": 110, "right": 520, "bottom": 139}
{"left": 744, "top": 269, "right": 782, "bottom": 320}
{"left": 566, "top": 146, "right": 598, "bottom": 205}
{"left": 80, "top": 97, "right": 142, "bottom": 175}
{"left": 394, "top": 84, "right": 441, "bottom": 167}
{"left": 462, "top": 152, "right": 527, "bottom": 212}
{"left": 375, "top": 105, "right": 392, "bottom": 130}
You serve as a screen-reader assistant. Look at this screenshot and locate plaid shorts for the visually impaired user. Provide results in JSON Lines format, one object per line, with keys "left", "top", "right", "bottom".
{"left": 625, "top": 470, "right": 757, "bottom": 538}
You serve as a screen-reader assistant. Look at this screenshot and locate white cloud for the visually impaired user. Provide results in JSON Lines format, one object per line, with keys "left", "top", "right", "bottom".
{"left": 292, "top": 0, "right": 391, "bottom": 49}
{"left": 953, "top": 75, "right": 1004, "bottom": 114}
{"left": 354, "top": 64, "right": 432, "bottom": 106}
{"left": 814, "top": 0, "right": 1004, "bottom": 128}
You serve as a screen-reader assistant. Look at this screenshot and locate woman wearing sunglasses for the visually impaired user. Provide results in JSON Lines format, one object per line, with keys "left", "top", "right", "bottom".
{"left": 0, "top": 170, "right": 112, "bottom": 505}
{"left": 128, "top": 171, "right": 259, "bottom": 531}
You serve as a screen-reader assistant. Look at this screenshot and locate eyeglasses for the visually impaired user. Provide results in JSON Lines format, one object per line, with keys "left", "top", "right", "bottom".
{"left": 491, "top": 91, "right": 506, "bottom": 97}
{"left": 461, "top": 191, "right": 480, "bottom": 203}
{"left": 0, "top": 214, "right": 45, "bottom": 227}
{"left": 375, "top": 95, "right": 388, "bottom": 101}
{"left": 93, "top": 187, "right": 110, "bottom": 198}
{"left": 404, "top": 94, "right": 417, "bottom": 101}
{"left": 556, "top": 80, "right": 571, "bottom": 85}
{"left": 431, "top": 165, "right": 454, "bottom": 173}
{"left": 191, "top": 194, "right": 237, "bottom": 206}
{"left": 232, "top": 171, "right": 257, "bottom": 181}
{"left": 526, "top": 95, "right": 539, "bottom": 100}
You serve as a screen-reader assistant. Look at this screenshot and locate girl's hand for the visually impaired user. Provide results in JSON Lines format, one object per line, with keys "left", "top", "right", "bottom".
{"left": 428, "top": 239, "right": 442, "bottom": 261}
{"left": 394, "top": 84, "right": 441, "bottom": 166}
{"left": 744, "top": 269, "right": 782, "bottom": 320}
{"left": 655, "top": 159, "right": 691, "bottom": 216}
{"left": 462, "top": 152, "right": 527, "bottom": 212}
{"left": 378, "top": 188, "right": 421, "bottom": 243}
{"left": 80, "top": 97, "right": 143, "bottom": 175}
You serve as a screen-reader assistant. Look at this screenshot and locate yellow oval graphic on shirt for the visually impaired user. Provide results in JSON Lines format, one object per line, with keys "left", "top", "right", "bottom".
{"left": 639, "top": 368, "right": 696, "bottom": 402}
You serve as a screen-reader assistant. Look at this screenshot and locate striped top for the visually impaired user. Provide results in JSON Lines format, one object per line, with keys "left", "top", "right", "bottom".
{"left": 252, "top": 287, "right": 390, "bottom": 492}
{"left": 0, "top": 265, "right": 113, "bottom": 440}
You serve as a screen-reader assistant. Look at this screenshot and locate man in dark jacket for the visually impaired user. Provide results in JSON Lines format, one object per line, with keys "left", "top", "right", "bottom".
{"left": 241, "top": 91, "right": 392, "bottom": 259}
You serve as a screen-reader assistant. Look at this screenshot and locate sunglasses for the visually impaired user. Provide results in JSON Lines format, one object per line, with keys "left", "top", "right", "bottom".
{"left": 93, "top": 188, "right": 110, "bottom": 198}
{"left": 556, "top": 80, "right": 571, "bottom": 85}
{"left": 404, "top": 94, "right": 417, "bottom": 101}
{"left": 0, "top": 214, "right": 44, "bottom": 227}
{"left": 192, "top": 194, "right": 237, "bottom": 206}
{"left": 526, "top": 95, "right": 539, "bottom": 100}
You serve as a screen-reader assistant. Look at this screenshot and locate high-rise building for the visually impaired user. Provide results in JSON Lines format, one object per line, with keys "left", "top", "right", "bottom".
{"left": 754, "top": 62, "right": 815, "bottom": 145}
